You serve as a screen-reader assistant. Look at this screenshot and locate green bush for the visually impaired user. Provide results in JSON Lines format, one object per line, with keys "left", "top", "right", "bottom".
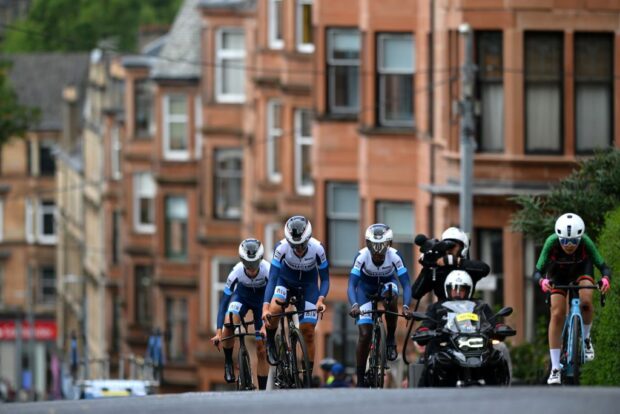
{"left": 581, "top": 207, "right": 620, "bottom": 385}
{"left": 509, "top": 315, "right": 549, "bottom": 385}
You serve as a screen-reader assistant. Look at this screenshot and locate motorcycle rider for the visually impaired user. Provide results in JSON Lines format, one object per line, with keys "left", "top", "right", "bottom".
{"left": 413, "top": 270, "right": 510, "bottom": 386}
{"left": 411, "top": 227, "right": 490, "bottom": 306}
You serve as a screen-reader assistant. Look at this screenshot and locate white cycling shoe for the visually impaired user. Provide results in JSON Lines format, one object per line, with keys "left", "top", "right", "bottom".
{"left": 585, "top": 338, "right": 595, "bottom": 362}
{"left": 547, "top": 369, "right": 561, "bottom": 385}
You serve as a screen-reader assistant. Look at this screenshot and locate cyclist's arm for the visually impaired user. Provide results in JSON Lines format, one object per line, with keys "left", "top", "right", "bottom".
{"left": 394, "top": 251, "right": 412, "bottom": 307}
{"left": 264, "top": 255, "right": 281, "bottom": 305}
{"left": 317, "top": 244, "right": 330, "bottom": 299}
{"left": 535, "top": 234, "right": 557, "bottom": 273}
{"left": 348, "top": 253, "right": 363, "bottom": 305}
{"left": 583, "top": 234, "right": 612, "bottom": 279}
{"left": 216, "top": 291, "right": 233, "bottom": 329}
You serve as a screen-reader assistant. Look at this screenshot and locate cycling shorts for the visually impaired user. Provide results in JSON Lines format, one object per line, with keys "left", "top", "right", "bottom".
{"left": 547, "top": 259, "right": 594, "bottom": 296}
{"left": 271, "top": 277, "right": 319, "bottom": 325}
{"left": 227, "top": 293, "right": 264, "bottom": 339}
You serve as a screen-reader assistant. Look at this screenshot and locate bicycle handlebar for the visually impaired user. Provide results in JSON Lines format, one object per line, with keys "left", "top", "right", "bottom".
{"left": 545, "top": 282, "right": 607, "bottom": 307}
{"left": 359, "top": 309, "right": 409, "bottom": 318}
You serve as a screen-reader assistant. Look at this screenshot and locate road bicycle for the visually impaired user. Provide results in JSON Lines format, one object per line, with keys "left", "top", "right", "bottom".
{"left": 359, "top": 283, "right": 407, "bottom": 388}
{"left": 268, "top": 288, "right": 314, "bottom": 389}
{"left": 549, "top": 282, "right": 605, "bottom": 385}
{"left": 221, "top": 314, "right": 260, "bottom": 391}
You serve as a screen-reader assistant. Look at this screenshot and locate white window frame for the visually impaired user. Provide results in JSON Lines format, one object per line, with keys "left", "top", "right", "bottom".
{"left": 377, "top": 33, "right": 415, "bottom": 127}
{"left": 37, "top": 200, "right": 56, "bottom": 245}
{"left": 268, "top": 0, "right": 284, "bottom": 50}
{"left": 133, "top": 172, "right": 156, "bottom": 234}
{"left": 214, "top": 148, "right": 243, "bottom": 220}
{"left": 326, "top": 182, "right": 359, "bottom": 267}
{"left": 327, "top": 28, "right": 361, "bottom": 114}
{"left": 163, "top": 94, "right": 189, "bottom": 161}
{"left": 216, "top": 28, "right": 246, "bottom": 103}
{"left": 264, "top": 222, "right": 281, "bottom": 261}
{"left": 296, "top": 0, "right": 314, "bottom": 53}
{"left": 195, "top": 94, "right": 203, "bottom": 160}
{"left": 111, "top": 126, "right": 122, "bottom": 180}
{"left": 25, "top": 198, "right": 34, "bottom": 244}
{"left": 210, "top": 257, "right": 238, "bottom": 331}
{"left": 266, "top": 100, "right": 283, "bottom": 183}
{"left": 294, "top": 109, "right": 314, "bottom": 195}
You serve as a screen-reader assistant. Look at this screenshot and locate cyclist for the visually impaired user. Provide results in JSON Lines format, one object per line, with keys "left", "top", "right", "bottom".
{"left": 412, "top": 227, "right": 490, "bottom": 305}
{"left": 533, "top": 213, "right": 611, "bottom": 385}
{"left": 210, "top": 239, "right": 270, "bottom": 390}
{"left": 348, "top": 223, "right": 412, "bottom": 387}
{"left": 262, "top": 216, "right": 330, "bottom": 379}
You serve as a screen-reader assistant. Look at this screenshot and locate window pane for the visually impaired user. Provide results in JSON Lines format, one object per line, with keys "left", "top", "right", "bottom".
{"left": 381, "top": 36, "right": 413, "bottom": 71}
{"left": 274, "top": 1, "right": 283, "bottom": 40}
{"left": 329, "top": 185, "right": 359, "bottom": 215}
{"left": 138, "top": 173, "right": 156, "bottom": 196}
{"left": 271, "top": 102, "right": 282, "bottom": 129}
{"left": 299, "top": 110, "right": 312, "bottom": 136}
{"left": 41, "top": 267, "right": 56, "bottom": 303}
{"left": 169, "top": 122, "right": 187, "bottom": 150}
{"left": 376, "top": 201, "right": 414, "bottom": 239}
{"left": 166, "top": 197, "right": 188, "bottom": 219}
{"left": 576, "top": 85, "right": 611, "bottom": 152}
{"left": 380, "top": 74, "right": 413, "bottom": 124}
{"left": 135, "top": 266, "right": 153, "bottom": 326}
{"left": 575, "top": 34, "right": 612, "bottom": 80}
{"left": 139, "top": 198, "right": 154, "bottom": 225}
{"left": 215, "top": 150, "right": 242, "bottom": 219}
{"left": 478, "top": 32, "right": 503, "bottom": 81}
{"left": 169, "top": 96, "right": 186, "bottom": 116}
{"left": 526, "top": 84, "right": 561, "bottom": 151}
{"left": 525, "top": 33, "right": 562, "bottom": 82}
{"left": 330, "top": 220, "right": 359, "bottom": 266}
{"left": 301, "top": 144, "right": 312, "bottom": 187}
{"left": 39, "top": 143, "right": 56, "bottom": 176}
{"left": 223, "top": 32, "right": 244, "bottom": 50}
{"left": 301, "top": 3, "right": 313, "bottom": 44}
{"left": 480, "top": 83, "right": 504, "bottom": 151}
{"left": 331, "top": 31, "right": 360, "bottom": 60}
{"left": 135, "top": 80, "right": 153, "bottom": 137}
{"left": 166, "top": 298, "right": 188, "bottom": 362}
{"left": 222, "top": 59, "right": 244, "bottom": 95}
{"left": 43, "top": 208, "right": 55, "bottom": 236}
{"left": 331, "top": 66, "right": 359, "bottom": 110}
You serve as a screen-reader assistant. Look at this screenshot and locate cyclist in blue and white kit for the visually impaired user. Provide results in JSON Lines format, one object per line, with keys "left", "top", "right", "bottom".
{"left": 262, "top": 216, "right": 330, "bottom": 377}
{"left": 211, "top": 239, "right": 270, "bottom": 390}
{"left": 348, "top": 224, "right": 412, "bottom": 387}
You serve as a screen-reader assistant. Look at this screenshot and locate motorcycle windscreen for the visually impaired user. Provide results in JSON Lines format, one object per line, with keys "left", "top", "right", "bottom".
{"left": 442, "top": 300, "right": 480, "bottom": 333}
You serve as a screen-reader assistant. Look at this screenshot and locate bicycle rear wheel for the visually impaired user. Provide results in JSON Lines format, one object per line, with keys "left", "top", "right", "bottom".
{"left": 570, "top": 315, "right": 583, "bottom": 385}
{"left": 290, "top": 327, "right": 312, "bottom": 389}
{"left": 367, "top": 320, "right": 387, "bottom": 388}
{"left": 237, "top": 346, "right": 254, "bottom": 390}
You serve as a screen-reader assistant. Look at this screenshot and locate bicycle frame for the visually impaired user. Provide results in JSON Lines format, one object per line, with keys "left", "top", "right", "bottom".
{"left": 221, "top": 315, "right": 258, "bottom": 391}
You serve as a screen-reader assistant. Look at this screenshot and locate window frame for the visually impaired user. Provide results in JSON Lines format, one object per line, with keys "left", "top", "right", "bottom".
{"left": 574, "top": 32, "right": 614, "bottom": 154}
{"left": 294, "top": 108, "right": 314, "bottom": 196}
{"left": 134, "top": 265, "right": 154, "bottom": 327}
{"left": 326, "top": 28, "right": 361, "bottom": 115}
{"left": 215, "top": 28, "right": 246, "bottom": 103}
{"left": 134, "top": 78, "right": 154, "bottom": 139}
{"left": 214, "top": 148, "right": 243, "bottom": 220}
{"left": 263, "top": 222, "right": 281, "bottom": 262}
{"left": 133, "top": 172, "right": 156, "bottom": 234}
{"left": 524, "top": 31, "right": 564, "bottom": 155}
{"left": 376, "top": 33, "right": 415, "bottom": 127}
{"left": 39, "top": 140, "right": 56, "bottom": 176}
{"left": 39, "top": 266, "right": 56, "bottom": 304}
{"left": 296, "top": 0, "right": 314, "bottom": 53}
{"left": 37, "top": 200, "right": 56, "bottom": 245}
{"left": 165, "top": 195, "right": 188, "bottom": 260}
{"left": 266, "top": 100, "right": 283, "bottom": 183}
{"left": 210, "top": 257, "right": 238, "bottom": 331}
{"left": 268, "top": 0, "right": 284, "bottom": 50}
{"left": 375, "top": 200, "right": 415, "bottom": 271}
{"left": 326, "top": 182, "right": 360, "bottom": 268}
{"left": 163, "top": 94, "right": 189, "bottom": 161}
{"left": 165, "top": 296, "right": 188, "bottom": 362}
{"left": 111, "top": 126, "right": 122, "bottom": 179}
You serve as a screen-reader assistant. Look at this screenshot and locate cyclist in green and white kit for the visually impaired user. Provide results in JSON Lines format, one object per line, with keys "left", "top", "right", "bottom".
{"left": 533, "top": 213, "right": 611, "bottom": 385}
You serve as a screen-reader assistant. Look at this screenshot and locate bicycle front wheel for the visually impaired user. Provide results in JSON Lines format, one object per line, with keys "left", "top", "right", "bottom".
{"left": 368, "top": 320, "right": 387, "bottom": 388}
{"left": 290, "top": 328, "right": 312, "bottom": 389}
{"left": 237, "top": 345, "right": 254, "bottom": 391}
{"left": 571, "top": 315, "right": 583, "bottom": 385}
{"left": 273, "top": 333, "right": 288, "bottom": 389}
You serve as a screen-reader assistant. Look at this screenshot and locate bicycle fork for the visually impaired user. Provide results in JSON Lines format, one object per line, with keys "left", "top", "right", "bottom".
{"left": 563, "top": 298, "right": 585, "bottom": 376}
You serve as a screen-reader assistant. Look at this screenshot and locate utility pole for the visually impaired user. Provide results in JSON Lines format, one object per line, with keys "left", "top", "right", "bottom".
{"left": 458, "top": 23, "right": 476, "bottom": 236}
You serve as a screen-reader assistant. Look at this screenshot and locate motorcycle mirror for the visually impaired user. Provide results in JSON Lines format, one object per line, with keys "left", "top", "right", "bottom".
{"left": 494, "top": 307, "right": 513, "bottom": 319}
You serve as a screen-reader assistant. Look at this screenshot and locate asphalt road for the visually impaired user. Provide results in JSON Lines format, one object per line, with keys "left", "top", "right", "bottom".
{"left": 3, "top": 387, "right": 619, "bottom": 414}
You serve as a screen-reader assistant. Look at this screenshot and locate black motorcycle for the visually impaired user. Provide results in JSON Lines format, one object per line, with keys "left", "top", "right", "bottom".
{"left": 411, "top": 301, "right": 516, "bottom": 387}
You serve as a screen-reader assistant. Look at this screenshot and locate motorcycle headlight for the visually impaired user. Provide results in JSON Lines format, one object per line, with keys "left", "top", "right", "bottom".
{"left": 456, "top": 335, "right": 485, "bottom": 351}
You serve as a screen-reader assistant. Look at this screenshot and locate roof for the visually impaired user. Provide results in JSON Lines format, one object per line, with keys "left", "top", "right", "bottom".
{"left": 151, "top": 0, "right": 202, "bottom": 80}
{"left": 4, "top": 53, "right": 89, "bottom": 131}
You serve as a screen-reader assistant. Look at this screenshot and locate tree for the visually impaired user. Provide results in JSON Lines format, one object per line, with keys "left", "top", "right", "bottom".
{"left": 511, "top": 150, "right": 620, "bottom": 242}
{"left": 0, "top": 61, "right": 39, "bottom": 145}
{"left": 1, "top": 0, "right": 183, "bottom": 53}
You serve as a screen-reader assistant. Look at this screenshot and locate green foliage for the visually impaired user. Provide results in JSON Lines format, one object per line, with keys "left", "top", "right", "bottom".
{"left": 1, "top": 0, "right": 183, "bottom": 53}
{"left": 511, "top": 150, "right": 620, "bottom": 242}
{"left": 509, "top": 315, "right": 549, "bottom": 384}
{"left": 0, "top": 61, "right": 40, "bottom": 145}
{"left": 581, "top": 207, "right": 620, "bottom": 385}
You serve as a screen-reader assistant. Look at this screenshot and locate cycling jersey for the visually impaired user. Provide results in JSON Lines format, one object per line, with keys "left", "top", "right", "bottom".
{"left": 347, "top": 247, "right": 411, "bottom": 325}
{"left": 534, "top": 233, "right": 611, "bottom": 291}
{"left": 264, "top": 238, "right": 330, "bottom": 324}
{"left": 216, "top": 260, "right": 270, "bottom": 333}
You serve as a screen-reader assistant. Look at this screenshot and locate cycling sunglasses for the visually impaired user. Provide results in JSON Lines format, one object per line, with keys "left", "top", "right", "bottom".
{"left": 559, "top": 237, "right": 581, "bottom": 246}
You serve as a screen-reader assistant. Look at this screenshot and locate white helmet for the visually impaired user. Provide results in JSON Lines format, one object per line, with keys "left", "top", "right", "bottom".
{"left": 441, "top": 227, "right": 469, "bottom": 258}
{"left": 555, "top": 213, "right": 585, "bottom": 239}
{"left": 239, "top": 238, "right": 264, "bottom": 271}
{"left": 284, "top": 216, "right": 312, "bottom": 250}
{"left": 444, "top": 270, "right": 473, "bottom": 299}
{"left": 365, "top": 223, "right": 393, "bottom": 259}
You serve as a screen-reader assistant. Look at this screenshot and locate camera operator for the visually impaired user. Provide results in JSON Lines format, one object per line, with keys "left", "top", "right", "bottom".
{"left": 411, "top": 227, "right": 490, "bottom": 307}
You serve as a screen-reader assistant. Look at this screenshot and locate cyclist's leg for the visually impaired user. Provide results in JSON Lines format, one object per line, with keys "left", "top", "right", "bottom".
{"left": 548, "top": 290, "right": 567, "bottom": 374}
{"left": 577, "top": 260, "right": 596, "bottom": 361}
{"left": 299, "top": 283, "right": 320, "bottom": 375}
{"left": 251, "top": 303, "right": 269, "bottom": 389}
{"left": 356, "top": 298, "right": 373, "bottom": 387}
{"left": 223, "top": 299, "right": 246, "bottom": 383}
{"left": 265, "top": 280, "right": 288, "bottom": 364}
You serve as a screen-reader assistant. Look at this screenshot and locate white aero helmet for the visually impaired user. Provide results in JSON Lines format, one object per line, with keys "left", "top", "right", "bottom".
{"left": 365, "top": 223, "right": 393, "bottom": 258}
{"left": 441, "top": 227, "right": 469, "bottom": 258}
{"left": 284, "top": 216, "right": 312, "bottom": 250}
{"left": 239, "top": 238, "right": 264, "bottom": 271}
{"left": 555, "top": 213, "right": 585, "bottom": 239}
{"left": 444, "top": 270, "right": 473, "bottom": 299}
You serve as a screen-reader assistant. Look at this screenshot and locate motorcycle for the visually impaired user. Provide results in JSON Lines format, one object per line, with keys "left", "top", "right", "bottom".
{"left": 411, "top": 301, "right": 516, "bottom": 387}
